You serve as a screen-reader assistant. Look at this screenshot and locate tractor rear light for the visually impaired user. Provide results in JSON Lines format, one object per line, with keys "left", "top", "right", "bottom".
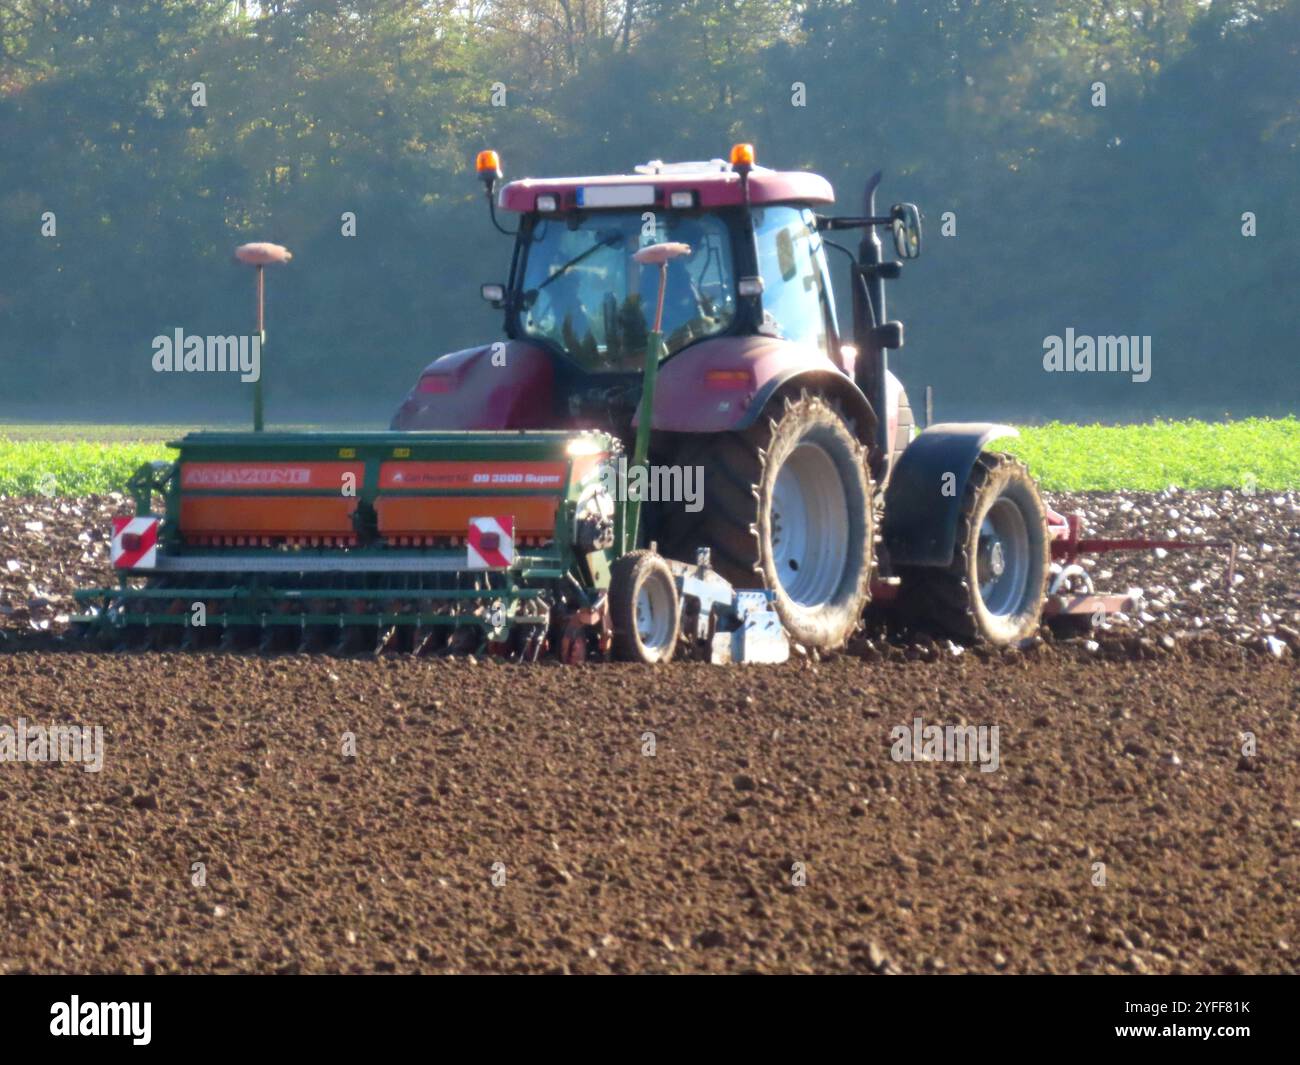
{"left": 668, "top": 190, "right": 696, "bottom": 209}
{"left": 705, "top": 369, "right": 754, "bottom": 390}
{"left": 120, "top": 532, "right": 143, "bottom": 552}
{"left": 418, "top": 375, "right": 455, "bottom": 394}
{"left": 536, "top": 194, "right": 559, "bottom": 212}
{"left": 477, "top": 532, "right": 500, "bottom": 552}
{"left": 737, "top": 276, "right": 764, "bottom": 297}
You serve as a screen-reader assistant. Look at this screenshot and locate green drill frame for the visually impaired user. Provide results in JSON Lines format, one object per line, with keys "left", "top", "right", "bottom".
{"left": 73, "top": 429, "right": 627, "bottom": 652}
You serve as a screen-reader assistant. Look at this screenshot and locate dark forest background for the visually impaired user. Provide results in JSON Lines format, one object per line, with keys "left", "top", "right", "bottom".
{"left": 1, "top": 0, "right": 1296, "bottom": 424}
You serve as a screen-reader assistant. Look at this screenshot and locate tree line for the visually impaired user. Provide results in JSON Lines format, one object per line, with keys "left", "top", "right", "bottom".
{"left": 1, "top": 1, "right": 1296, "bottom": 422}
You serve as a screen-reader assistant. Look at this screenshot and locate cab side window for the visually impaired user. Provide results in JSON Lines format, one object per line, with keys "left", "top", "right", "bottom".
{"left": 754, "top": 206, "right": 832, "bottom": 357}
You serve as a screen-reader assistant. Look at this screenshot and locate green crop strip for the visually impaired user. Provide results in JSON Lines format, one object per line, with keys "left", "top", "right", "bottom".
{"left": 1, "top": 418, "right": 1297, "bottom": 496}
{"left": 0, "top": 439, "right": 171, "bottom": 496}
{"left": 1000, "top": 417, "right": 1299, "bottom": 492}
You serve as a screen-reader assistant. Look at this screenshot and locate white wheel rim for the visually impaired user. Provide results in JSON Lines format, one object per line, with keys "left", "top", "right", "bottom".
{"left": 634, "top": 573, "right": 674, "bottom": 654}
{"left": 977, "top": 497, "right": 1031, "bottom": 617}
{"left": 770, "top": 441, "right": 850, "bottom": 607}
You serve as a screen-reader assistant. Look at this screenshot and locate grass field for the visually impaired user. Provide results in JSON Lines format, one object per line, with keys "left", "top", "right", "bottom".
{"left": 0, "top": 439, "right": 167, "bottom": 496}
{"left": 1002, "top": 417, "right": 1300, "bottom": 491}
{"left": 0, "top": 423, "right": 364, "bottom": 496}
{"left": 1, "top": 417, "right": 1296, "bottom": 495}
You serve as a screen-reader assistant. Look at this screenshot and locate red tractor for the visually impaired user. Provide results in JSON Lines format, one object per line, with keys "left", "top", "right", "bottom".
{"left": 391, "top": 145, "right": 1053, "bottom": 653}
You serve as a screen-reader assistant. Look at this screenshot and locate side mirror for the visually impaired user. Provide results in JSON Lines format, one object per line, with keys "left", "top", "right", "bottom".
{"left": 481, "top": 282, "right": 505, "bottom": 306}
{"left": 890, "top": 203, "right": 922, "bottom": 260}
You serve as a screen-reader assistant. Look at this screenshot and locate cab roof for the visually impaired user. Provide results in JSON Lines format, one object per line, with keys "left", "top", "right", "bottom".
{"left": 497, "top": 161, "right": 834, "bottom": 213}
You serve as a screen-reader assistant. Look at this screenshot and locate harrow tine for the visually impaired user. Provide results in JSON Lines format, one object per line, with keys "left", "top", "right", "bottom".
{"left": 524, "top": 626, "right": 545, "bottom": 663}
{"left": 219, "top": 624, "right": 257, "bottom": 652}
{"left": 148, "top": 624, "right": 179, "bottom": 651}
{"left": 293, "top": 616, "right": 312, "bottom": 654}
{"left": 333, "top": 624, "right": 366, "bottom": 657}
{"left": 445, "top": 624, "right": 482, "bottom": 657}
{"left": 259, "top": 616, "right": 298, "bottom": 655}
{"left": 331, "top": 626, "right": 349, "bottom": 656}
{"left": 410, "top": 626, "right": 441, "bottom": 657}
{"left": 183, "top": 622, "right": 219, "bottom": 652}
{"left": 301, "top": 624, "right": 333, "bottom": 654}
{"left": 373, "top": 625, "right": 398, "bottom": 657}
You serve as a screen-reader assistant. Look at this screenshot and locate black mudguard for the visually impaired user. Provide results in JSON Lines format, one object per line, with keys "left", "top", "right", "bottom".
{"left": 882, "top": 422, "right": 1019, "bottom": 568}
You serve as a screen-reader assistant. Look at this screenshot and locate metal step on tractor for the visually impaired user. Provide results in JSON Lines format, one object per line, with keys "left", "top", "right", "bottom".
{"left": 74, "top": 144, "right": 1225, "bottom": 662}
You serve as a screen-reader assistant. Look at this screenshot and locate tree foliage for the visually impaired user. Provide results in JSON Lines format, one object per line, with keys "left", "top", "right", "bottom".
{"left": 0, "top": 0, "right": 1294, "bottom": 421}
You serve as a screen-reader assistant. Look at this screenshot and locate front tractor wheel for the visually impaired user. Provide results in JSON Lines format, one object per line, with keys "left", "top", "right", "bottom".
{"left": 902, "top": 453, "right": 1050, "bottom": 645}
{"left": 660, "top": 391, "right": 874, "bottom": 651}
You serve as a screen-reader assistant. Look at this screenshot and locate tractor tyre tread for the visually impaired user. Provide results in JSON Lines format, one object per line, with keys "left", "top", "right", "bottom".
{"left": 658, "top": 389, "right": 874, "bottom": 651}
{"left": 898, "top": 451, "right": 1049, "bottom": 645}
{"left": 609, "top": 549, "right": 680, "bottom": 663}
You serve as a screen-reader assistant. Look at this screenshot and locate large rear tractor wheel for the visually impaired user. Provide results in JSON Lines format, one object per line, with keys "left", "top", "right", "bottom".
{"left": 900, "top": 452, "right": 1049, "bottom": 645}
{"left": 659, "top": 391, "right": 874, "bottom": 651}
{"left": 609, "top": 550, "right": 681, "bottom": 663}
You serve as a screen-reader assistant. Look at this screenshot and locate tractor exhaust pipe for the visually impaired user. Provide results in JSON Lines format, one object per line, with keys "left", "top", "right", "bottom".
{"left": 853, "top": 172, "right": 891, "bottom": 463}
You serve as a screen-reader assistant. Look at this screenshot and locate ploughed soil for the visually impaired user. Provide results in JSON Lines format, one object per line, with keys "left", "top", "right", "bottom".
{"left": 0, "top": 650, "right": 1295, "bottom": 975}
{"left": 0, "top": 492, "right": 1296, "bottom": 974}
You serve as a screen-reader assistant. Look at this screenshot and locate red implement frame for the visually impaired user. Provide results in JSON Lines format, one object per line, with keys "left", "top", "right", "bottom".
{"left": 1050, "top": 511, "right": 1235, "bottom": 576}
{"left": 1043, "top": 510, "right": 1236, "bottom": 624}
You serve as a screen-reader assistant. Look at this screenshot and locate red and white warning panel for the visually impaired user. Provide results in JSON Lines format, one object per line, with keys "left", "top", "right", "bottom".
{"left": 111, "top": 516, "right": 160, "bottom": 570}
{"left": 466, "top": 516, "right": 515, "bottom": 569}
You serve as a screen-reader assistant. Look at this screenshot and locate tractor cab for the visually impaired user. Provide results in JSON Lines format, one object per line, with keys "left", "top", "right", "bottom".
{"left": 392, "top": 148, "right": 869, "bottom": 453}
{"left": 501, "top": 168, "right": 841, "bottom": 377}
{"left": 502, "top": 191, "right": 842, "bottom": 439}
